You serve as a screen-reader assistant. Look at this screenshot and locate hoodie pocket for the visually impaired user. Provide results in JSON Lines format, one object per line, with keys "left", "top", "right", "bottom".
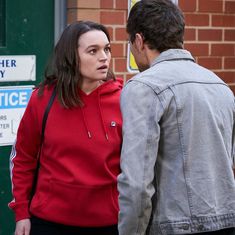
{"left": 31, "top": 180, "right": 119, "bottom": 226}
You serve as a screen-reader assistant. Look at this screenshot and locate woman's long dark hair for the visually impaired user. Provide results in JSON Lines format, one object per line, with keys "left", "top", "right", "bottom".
{"left": 38, "top": 21, "right": 114, "bottom": 108}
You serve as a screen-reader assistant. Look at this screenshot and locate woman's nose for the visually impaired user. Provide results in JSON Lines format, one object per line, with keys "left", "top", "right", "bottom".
{"left": 99, "top": 50, "right": 108, "bottom": 61}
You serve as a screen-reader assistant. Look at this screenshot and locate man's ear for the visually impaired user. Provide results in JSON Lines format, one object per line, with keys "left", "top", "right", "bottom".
{"left": 135, "top": 33, "right": 144, "bottom": 52}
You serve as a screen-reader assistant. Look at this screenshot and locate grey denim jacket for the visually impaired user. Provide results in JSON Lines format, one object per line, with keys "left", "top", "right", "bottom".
{"left": 118, "top": 49, "right": 235, "bottom": 235}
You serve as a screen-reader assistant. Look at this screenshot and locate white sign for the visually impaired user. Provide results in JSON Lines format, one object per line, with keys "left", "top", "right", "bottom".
{"left": 0, "top": 86, "right": 33, "bottom": 146}
{"left": 0, "top": 55, "right": 36, "bottom": 82}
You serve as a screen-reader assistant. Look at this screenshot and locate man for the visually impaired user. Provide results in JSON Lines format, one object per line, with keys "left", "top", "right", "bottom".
{"left": 118, "top": 0, "right": 235, "bottom": 235}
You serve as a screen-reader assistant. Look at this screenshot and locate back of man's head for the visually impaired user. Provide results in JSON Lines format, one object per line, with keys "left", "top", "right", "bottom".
{"left": 127, "top": 0, "right": 185, "bottom": 52}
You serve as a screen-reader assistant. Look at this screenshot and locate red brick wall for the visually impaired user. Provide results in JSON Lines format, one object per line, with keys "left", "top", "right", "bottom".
{"left": 67, "top": 0, "right": 235, "bottom": 92}
{"left": 181, "top": 0, "right": 235, "bottom": 93}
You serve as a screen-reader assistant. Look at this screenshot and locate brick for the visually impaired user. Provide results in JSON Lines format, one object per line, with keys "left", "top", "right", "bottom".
{"left": 184, "top": 43, "right": 209, "bottom": 56}
{"left": 216, "top": 71, "right": 235, "bottom": 84}
{"left": 107, "top": 27, "right": 114, "bottom": 41}
{"left": 224, "top": 72, "right": 235, "bottom": 84}
{"left": 67, "top": 0, "right": 100, "bottom": 8}
{"left": 75, "top": 9, "right": 100, "bottom": 22}
{"left": 114, "top": 58, "right": 127, "bottom": 72}
{"left": 67, "top": 9, "right": 80, "bottom": 24}
{"left": 115, "top": 73, "right": 124, "bottom": 78}
{"left": 198, "top": 57, "right": 222, "bottom": 70}
{"left": 212, "top": 15, "right": 235, "bottom": 27}
{"left": 225, "top": 1, "right": 235, "bottom": 14}
{"left": 211, "top": 44, "right": 235, "bottom": 56}
{"left": 224, "top": 57, "right": 235, "bottom": 69}
{"left": 184, "top": 28, "right": 196, "bottom": 41}
{"left": 198, "top": 29, "right": 222, "bottom": 41}
{"left": 101, "top": 11, "right": 126, "bottom": 25}
{"left": 101, "top": 0, "right": 114, "bottom": 9}
{"left": 111, "top": 43, "right": 124, "bottom": 57}
{"left": 77, "top": 9, "right": 100, "bottom": 23}
{"left": 198, "top": 0, "right": 223, "bottom": 13}
{"left": 225, "top": 30, "right": 235, "bottom": 41}
{"left": 185, "top": 14, "right": 209, "bottom": 26}
{"left": 229, "top": 85, "right": 235, "bottom": 94}
{"left": 67, "top": 0, "right": 78, "bottom": 8}
{"left": 110, "top": 59, "right": 114, "bottom": 71}
{"left": 115, "top": 27, "right": 128, "bottom": 41}
{"left": 126, "top": 73, "right": 136, "bottom": 81}
{"left": 178, "top": 0, "right": 196, "bottom": 12}
{"left": 116, "top": 0, "right": 128, "bottom": 10}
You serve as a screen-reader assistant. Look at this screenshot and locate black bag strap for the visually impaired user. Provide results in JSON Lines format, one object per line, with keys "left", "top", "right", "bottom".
{"left": 37, "top": 86, "right": 56, "bottom": 161}
{"left": 30, "top": 87, "right": 56, "bottom": 199}
{"left": 40, "top": 87, "right": 57, "bottom": 144}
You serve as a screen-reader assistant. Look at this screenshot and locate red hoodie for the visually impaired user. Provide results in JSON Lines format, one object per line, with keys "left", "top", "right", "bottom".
{"left": 9, "top": 78, "right": 123, "bottom": 226}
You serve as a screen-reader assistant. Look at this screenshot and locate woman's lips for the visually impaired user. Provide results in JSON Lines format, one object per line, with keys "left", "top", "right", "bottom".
{"left": 97, "top": 65, "right": 108, "bottom": 70}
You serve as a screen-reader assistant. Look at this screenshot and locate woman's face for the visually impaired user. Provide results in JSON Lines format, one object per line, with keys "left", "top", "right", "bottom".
{"left": 78, "top": 30, "right": 111, "bottom": 84}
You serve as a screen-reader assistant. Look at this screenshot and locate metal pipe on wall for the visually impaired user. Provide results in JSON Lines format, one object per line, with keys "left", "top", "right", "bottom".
{"left": 54, "top": 0, "right": 67, "bottom": 44}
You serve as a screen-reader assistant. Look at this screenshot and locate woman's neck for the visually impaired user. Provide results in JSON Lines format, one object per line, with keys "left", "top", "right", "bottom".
{"left": 81, "top": 80, "right": 103, "bottom": 95}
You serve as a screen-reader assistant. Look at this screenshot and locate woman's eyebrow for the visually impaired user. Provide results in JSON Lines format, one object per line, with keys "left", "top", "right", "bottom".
{"left": 86, "top": 43, "right": 110, "bottom": 49}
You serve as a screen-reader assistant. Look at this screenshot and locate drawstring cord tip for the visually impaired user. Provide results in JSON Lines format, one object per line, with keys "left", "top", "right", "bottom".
{"left": 106, "top": 133, "right": 109, "bottom": 140}
{"left": 88, "top": 131, "right": 92, "bottom": 138}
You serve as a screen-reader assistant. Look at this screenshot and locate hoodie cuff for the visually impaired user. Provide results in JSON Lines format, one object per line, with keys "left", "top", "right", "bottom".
{"left": 9, "top": 201, "right": 31, "bottom": 222}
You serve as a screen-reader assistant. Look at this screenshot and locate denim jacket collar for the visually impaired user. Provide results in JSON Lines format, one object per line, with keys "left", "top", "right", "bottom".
{"left": 151, "top": 49, "right": 195, "bottom": 67}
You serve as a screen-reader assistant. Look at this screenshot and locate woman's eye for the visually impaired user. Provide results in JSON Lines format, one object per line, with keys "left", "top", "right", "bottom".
{"left": 104, "top": 47, "right": 111, "bottom": 53}
{"left": 89, "top": 49, "right": 96, "bottom": 54}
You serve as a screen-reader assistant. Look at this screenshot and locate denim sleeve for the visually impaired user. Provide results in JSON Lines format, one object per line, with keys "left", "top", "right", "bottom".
{"left": 118, "top": 81, "right": 164, "bottom": 235}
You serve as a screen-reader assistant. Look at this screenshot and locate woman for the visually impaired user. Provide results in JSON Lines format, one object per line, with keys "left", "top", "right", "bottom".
{"left": 9, "top": 21, "right": 122, "bottom": 235}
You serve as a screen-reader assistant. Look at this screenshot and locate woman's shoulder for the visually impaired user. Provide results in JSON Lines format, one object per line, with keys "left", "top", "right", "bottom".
{"left": 100, "top": 78, "right": 123, "bottom": 94}
{"left": 115, "top": 77, "right": 124, "bottom": 88}
{"left": 30, "top": 85, "right": 55, "bottom": 105}
{"left": 107, "top": 77, "right": 123, "bottom": 89}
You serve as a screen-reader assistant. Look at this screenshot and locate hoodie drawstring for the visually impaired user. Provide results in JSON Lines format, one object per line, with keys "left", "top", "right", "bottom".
{"left": 80, "top": 89, "right": 109, "bottom": 141}
{"left": 98, "top": 89, "right": 109, "bottom": 141}
{"left": 80, "top": 107, "right": 92, "bottom": 139}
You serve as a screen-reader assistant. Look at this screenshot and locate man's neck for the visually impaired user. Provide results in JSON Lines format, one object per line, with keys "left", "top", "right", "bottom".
{"left": 144, "top": 45, "right": 160, "bottom": 66}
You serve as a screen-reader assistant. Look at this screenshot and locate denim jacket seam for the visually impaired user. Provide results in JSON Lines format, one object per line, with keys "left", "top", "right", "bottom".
{"left": 168, "top": 87, "right": 195, "bottom": 218}
{"left": 131, "top": 80, "right": 166, "bottom": 112}
{"left": 136, "top": 89, "right": 161, "bottom": 235}
{"left": 154, "top": 81, "right": 228, "bottom": 95}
